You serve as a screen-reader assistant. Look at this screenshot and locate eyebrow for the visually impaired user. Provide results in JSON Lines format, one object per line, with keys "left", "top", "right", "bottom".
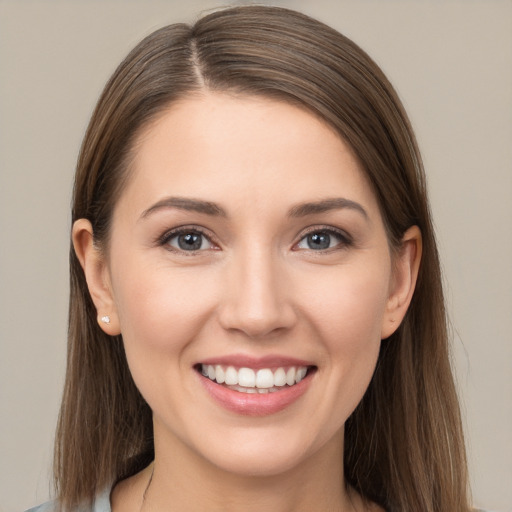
{"left": 288, "top": 198, "right": 368, "bottom": 219}
{"left": 139, "top": 196, "right": 368, "bottom": 221}
{"left": 140, "top": 197, "right": 227, "bottom": 220}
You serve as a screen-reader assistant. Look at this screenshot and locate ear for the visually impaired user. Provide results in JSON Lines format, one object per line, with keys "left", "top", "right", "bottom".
{"left": 381, "top": 225, "right": 422, "bottom": 339}
{"left": 72, "top": 219, "right": 121, "bottom": 336}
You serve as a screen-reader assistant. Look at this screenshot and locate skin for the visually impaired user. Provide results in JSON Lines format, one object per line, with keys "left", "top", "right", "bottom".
{"left": 73, "top": 92, "right": 421, "bottom": 512}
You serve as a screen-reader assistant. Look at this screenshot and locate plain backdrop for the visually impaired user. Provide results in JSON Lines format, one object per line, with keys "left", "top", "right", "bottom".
{"left": 0, "top": 1, "right": 511, "bottom": 511}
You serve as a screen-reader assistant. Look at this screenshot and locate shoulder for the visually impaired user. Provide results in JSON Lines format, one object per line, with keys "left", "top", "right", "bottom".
{"left": 25, "top": 503, "right": 55, "bottom": 512}
{"left": 25, "top": 488, "right": 112, "bottom": 512}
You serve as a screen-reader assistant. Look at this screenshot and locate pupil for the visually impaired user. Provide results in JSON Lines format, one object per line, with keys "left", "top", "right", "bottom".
{"left": 178, "top": 233, "right": 202, "bottom": 250}
{"left": 308, "top": 232, "right": 330, "bottom": 250}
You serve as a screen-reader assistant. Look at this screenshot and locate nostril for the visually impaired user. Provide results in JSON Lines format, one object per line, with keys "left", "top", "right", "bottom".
{"left": 217, "top": 307, "right": 297, "bottom": 339}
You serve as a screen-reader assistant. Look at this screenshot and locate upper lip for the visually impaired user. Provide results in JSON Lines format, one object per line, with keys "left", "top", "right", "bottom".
{"left": 196, "top": 354, "right": 315, "bottom": 370}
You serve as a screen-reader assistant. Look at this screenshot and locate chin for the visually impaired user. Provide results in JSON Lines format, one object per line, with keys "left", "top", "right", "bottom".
{"left": 206, "top": 446, "right": 311, "bottom": 478}
{"left": 186, "top": 421, "right": 338, "bottom": 479}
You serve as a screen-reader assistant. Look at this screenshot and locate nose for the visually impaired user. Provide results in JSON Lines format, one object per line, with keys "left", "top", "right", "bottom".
{"left": 217, "top": 248, "right": 297, "bottom": 339}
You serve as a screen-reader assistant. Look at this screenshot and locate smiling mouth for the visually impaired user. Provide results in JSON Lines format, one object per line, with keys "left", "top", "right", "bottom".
{"left": 196, "top": 364, "right": 315, "bottom": 394}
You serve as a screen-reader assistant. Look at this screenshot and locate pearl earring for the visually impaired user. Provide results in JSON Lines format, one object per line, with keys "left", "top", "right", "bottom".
{"left": 101, "top": 315, "right": 111, "bottom": 324}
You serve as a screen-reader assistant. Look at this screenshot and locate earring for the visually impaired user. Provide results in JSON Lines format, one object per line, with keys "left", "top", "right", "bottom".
{"left": 101, "top": 315, "right": 111, "bottom": 324}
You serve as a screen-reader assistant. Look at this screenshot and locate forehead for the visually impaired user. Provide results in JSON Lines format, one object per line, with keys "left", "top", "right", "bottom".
{"left": 119, "top": 92, "right": 380, "bottom": 218}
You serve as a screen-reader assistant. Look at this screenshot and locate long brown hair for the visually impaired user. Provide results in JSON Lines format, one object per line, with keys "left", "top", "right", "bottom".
{"left": 55, "top": 6, "right": 470, "bottom": 511}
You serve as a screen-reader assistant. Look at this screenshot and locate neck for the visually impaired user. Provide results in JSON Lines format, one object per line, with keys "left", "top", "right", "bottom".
{"left": 137, "top": 429, "right": 360, "bottom": 512}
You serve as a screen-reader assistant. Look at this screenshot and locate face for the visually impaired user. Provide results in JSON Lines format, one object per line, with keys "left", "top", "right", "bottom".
{"left": 90, "top": 93, "right": 409, "bottom": 477}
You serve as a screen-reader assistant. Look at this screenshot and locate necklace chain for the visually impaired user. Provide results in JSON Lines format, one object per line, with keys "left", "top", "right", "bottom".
{"left": 139, "top": 464, "right": 154, "bottom": 512}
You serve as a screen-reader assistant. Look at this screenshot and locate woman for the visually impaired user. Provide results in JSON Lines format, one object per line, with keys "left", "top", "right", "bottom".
{"left": 29, "top": 5, "right": 473, "bottom": 512}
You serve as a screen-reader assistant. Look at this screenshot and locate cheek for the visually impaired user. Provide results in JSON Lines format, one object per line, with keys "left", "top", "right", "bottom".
{"left": 298, "top": 264, "right": 389, "bottom": 413}
{"left": 109, "top": 264, "right": 220, "bottom": 416}
{"left": 301, "top": 264, "right": 390, "bottom": 349}
{"left": 111, "top": 260, "right": 219, "bottom": 360}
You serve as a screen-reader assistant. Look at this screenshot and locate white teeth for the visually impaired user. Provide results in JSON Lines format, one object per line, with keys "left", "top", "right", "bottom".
{"left": 200, "top": 364, "right": 310, "bottom": 390}
{"left": 238, "top": 367, "right": 256, "bottom": 387}
{"left": 224, "top": 384, "right": 286, "bottom": 394}
{"left": 224, "top": 366, "right": 238, "bottom": 385}
{"left": 295, "top": 367, "right": 307, "bottom": 383}
{"left": 256, "top": 369, "right": 274, "bottom": 388}
{"left": 273, "top": 367, "right": 286, "bottom": 387}
{"left": 215, "top": 365, "right": 225, "bottom": 384}
{"left": 286, "top": 367, "right": 296, "bottom": 386}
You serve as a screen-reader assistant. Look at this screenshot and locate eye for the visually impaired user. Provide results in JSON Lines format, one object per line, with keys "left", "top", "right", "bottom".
{"left": 295, "top": 229, "right": 350, "bottom": 251}
{"left": 164, "top": 229, "right": 214, "bottom": 252}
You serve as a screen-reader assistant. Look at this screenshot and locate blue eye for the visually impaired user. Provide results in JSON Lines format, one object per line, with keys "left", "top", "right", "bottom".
{"left": 296, "top": 230, "right": 348, "bottom": 251}
{"left": 166, "top": 230, "right": 212, "bottom": 251}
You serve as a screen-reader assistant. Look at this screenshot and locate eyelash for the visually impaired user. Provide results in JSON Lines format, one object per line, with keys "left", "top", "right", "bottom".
{"left": 156, "top": 225, "right": 353, "bottom": 254}
{"left": 157, "top": 226, "right": 217, "bottom": 255}
{"left": 294, "top": 226, "right": 353, "bottom": 252}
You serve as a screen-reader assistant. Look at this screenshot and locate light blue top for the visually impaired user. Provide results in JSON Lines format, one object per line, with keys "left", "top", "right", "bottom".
{"left": 25, "top": 488, "right": 111, "bottom": 512}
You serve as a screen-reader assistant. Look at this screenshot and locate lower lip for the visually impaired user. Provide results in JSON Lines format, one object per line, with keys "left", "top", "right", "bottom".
{"left": 199, "top": 372, "right": 313, "bottom": 416}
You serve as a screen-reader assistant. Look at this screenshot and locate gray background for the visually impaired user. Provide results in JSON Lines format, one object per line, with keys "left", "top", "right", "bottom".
{"left": 1, "top": 1, "right": 511, "bottom": 510}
